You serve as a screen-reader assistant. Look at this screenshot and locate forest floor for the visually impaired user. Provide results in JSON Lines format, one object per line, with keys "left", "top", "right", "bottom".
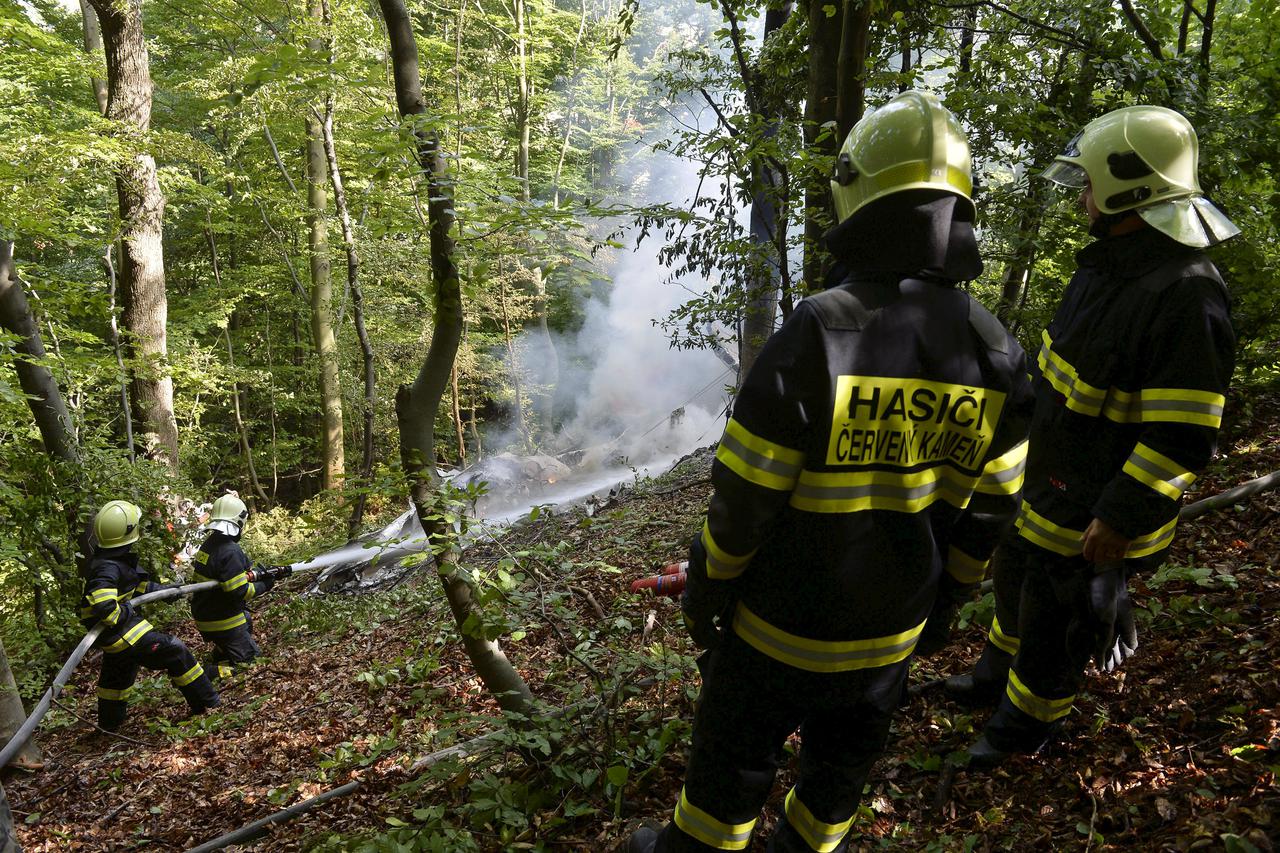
{"left": 5, "top": 390, "right": 1279, "bottom": 852}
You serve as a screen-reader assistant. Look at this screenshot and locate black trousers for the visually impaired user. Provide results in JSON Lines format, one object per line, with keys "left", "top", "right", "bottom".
{"left": 655, "top": 631, "right": 909, "bottom": 852}
{"left": 201, "top": 620, "right": 261, "bottom": 679}
{"left": 97, "top": 630, "right": 218, "bottom": 729}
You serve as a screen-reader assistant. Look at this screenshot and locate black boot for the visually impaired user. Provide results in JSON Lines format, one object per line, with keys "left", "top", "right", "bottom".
{"left": 965, "top": 734, "right": 1012, "bottom": 770}
{"left": 942, "top": 673, "right": 1003, "bottom": 707}
{"left": 627, "top": 824, "right": 659, "bottom": 853}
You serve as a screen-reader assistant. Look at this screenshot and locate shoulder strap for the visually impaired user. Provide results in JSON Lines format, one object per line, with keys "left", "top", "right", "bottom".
{"left": 804, "top": 286, "right": 873, "bottom": 331}
{"left": 966, "top": 297, "right": 1009, "bottom": 354}
{"left": 1132, "top": 255, "right": 1223, "bottom": 294}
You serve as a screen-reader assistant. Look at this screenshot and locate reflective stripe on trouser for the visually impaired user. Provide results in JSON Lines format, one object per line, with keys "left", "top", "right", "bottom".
{"left": 203, "top": 623, "right": 262, "bottom": 678}
{"left": 982, "top": 543, "right": 1096, "bottom": 753}
{"left": 653, "top": 631, "right": 907, "bottom": 852}
{"left": 96, "top": 630, "right": 218, "bottom": 728}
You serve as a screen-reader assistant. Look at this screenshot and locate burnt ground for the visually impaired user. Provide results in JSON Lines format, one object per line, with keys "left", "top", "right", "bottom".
{"left": 5, "top": 391, "right": 1278, "bottom": 851}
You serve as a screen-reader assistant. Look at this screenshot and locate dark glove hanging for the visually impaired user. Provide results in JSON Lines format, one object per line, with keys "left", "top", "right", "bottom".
{"left": 681, "top": 534, "right": 734, "bottom": 651}
{"left": 1066, "top": 562, "right": 1136, "bottom": 671}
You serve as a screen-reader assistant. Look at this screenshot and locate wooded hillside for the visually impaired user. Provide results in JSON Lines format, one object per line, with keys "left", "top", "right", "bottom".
{"left": 2, "top": 0, "right": 1278, "bottom": 848}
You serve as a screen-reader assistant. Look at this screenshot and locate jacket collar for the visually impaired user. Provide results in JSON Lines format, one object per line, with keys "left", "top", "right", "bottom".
{"left": 1075, "top": 225, "right": 1195, "bottom": 280}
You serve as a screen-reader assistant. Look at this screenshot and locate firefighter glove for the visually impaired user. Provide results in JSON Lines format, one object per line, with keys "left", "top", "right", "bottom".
{"left": 1066, "top": 562, "right": 1135, "bottom": 671}
{"left": 681, "top": 535, "right": 733, "bottom": 651}
{"left": 265, "top": 565, "right": 294, "bottom": 582}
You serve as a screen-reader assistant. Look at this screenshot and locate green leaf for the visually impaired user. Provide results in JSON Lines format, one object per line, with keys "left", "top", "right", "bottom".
{"left": 606, "top": 764, "right": 629, "bottom": 787}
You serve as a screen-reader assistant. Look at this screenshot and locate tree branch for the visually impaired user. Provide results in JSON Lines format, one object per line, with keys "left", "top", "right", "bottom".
{"left": 1118, "top": 0, "right": 1165, "bottom": 60}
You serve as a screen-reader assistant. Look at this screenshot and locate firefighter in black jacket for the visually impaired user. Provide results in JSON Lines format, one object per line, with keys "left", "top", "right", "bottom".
{"left": 190, "top": 494, "right": 291, "bottom": 679}
{"left": 80, "top": 500, "right": 219, "bottom": 730}
{"left": 942, "top": 106, "right": 1238, "bottom": 763}
{"left": 628, "top": 91, "right": 1035, "bottom": 853}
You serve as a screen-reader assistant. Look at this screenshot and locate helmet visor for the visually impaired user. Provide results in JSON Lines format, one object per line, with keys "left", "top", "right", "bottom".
{"left": 1041, "top": 159, "right": 1088, "bottom": 188}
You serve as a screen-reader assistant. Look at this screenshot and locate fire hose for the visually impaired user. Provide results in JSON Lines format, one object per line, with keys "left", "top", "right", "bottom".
{"left": 0, "top": 535, "right": 436, "bottom": 770}
{"left": 630, "top": 561, "right": 688, "bottom": 598}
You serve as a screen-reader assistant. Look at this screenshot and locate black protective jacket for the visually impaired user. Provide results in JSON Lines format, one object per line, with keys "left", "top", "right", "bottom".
{"left": 80, "top": 549, "right": 173, "bottom": 652}
{"left": 1015, "top": 227, "right": 1235, "bottom": 562}
{"left": 690, "top": 268, "right": 1034, "bottom": 673}
{"left": 190, "top": 533, "right": 272, "bottom": 634}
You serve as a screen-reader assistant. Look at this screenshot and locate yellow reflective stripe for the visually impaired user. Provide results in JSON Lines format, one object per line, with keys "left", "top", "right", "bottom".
{"left": 701, "top": 520, "right": 754, "bottom": 580}
{"left": 975, "top": 440, "right": 1027, "bottom": 495}
{"left": 733, "top": 603, "right": 923, "bottom": 673}
{"left": 103, "top": 620, "right": 154, "bottom": 653}
{"left": 790, "top": 466, "right": 979, "bottom": 514}
{"left": 783, "top": 788, "right": 853, "bottom": 852}
{"left": 1006, "top": 670, "right": 1073, "bottom": 723}
{"left": 87, "top": 588, "right": 118, "bottom": 604}
{"left": 1016, "top": 502, "right": 1176, "bottom": 559}
{"left": 96, "top": 686, "right": 133, "bottom": 701}
{"left": 1127, "top": 516, "right": 1178, "bottom": 558}
{"left": 1135, "top": 388, "right": 1224, "bottom": 428}
{"left": 715, "top": 418, "right": 804, "bottom": 491}
{"left": 194, "top": 550, "right": 209, "bottom": 565}
{"left": 134, "top": 581, "right": 149, "bottom": 595}
{"left": 1123, "top": 443, "right": 1197, "bottom": 501}
{"left": 195, "top": 613, "right": 248, "bottom": 633}
{"left": 673, "top": 787, "right": 755, "bottom": 850}
{"left": 988, "top": 614, "right": 1020, "bottom": 655}
{"left": 946, "top": 545, "right": 989, "bottom": 584}
{"left": 222, "top": 573, "right": 249, "bottom": 592}
{"left": 173, "top": 663, "right": 205, "bottom": 687}
{"left": 244, "top": 582, "right": 257, "bottom": 601}
{"left": 1014, "top": 503, "right": 1084, "bottom": 557}
{"left": 1037, "top": 332, "right": 1107, "bottom": 415}
{"left": 102, "top": 605, "right": 121, "bottom": 626}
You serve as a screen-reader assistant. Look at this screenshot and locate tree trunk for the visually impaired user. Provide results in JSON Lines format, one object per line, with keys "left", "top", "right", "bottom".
{"left": 378, "top": 0, "right": 532, "bottom": 715}
{"left": 802, "top": 0, "right": 847, "bottom": 290}
{"left": 0, "top": 635, "right": 43, "bottom": 772}
{"left": 77, "top": 0, "right": 108, "bottom": 114}
{"left": 319, "top": 94, "right": 376, "bottom": 533}
{"left": 739, "top": 4, "right": 792, "bottom": 378}
{"left": 0, "top": 778, "right": 20, "bottom": 853}
{"left": 304, "top": 32, "right": 345, "bottom": 494}
{"left": 451, "top": 361, "right": 466, "bottom": 465}
{"left": 87, "top": 0, "right": 179, "bottom": 469}
{"left": 0, "top": 244, "right": 79, "bottom": 465}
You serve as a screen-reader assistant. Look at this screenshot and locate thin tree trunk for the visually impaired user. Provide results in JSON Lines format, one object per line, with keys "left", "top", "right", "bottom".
{"left": 304, "top": 9, "right": 345, "bottom": 494}
{"left": 103, "top": 245, "right": 135, "bottom": 458}
{"left": 959, "top": 3, "right": 977, "bottom": 74}
{"left": 836, "top": 0, "right": 871, "bottom": 140}
{"left": 0, "top": 244, "right": 79, "bottom": 465}
{"left": 451, "top": 362, "right": 466, "bottom": 466}
{"left": 379, "top": 0, "right": 532, "bottom": 715}
{"left": 317, "top": 73, "right": 375, "bottom": 532}
{"left": 0, "top": 635, "right": 43, "bottom": 771}
{"left": 739, "top": 4, "right": 791, "bottom": 379}
{"left": 77, "top": 0, "right": 107, "bottom": 114}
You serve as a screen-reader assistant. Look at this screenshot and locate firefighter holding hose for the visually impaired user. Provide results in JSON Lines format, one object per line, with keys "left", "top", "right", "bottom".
{"left": 190, "top": 494, "right": 292, "bottom": 680}
{"left": 80, "top": 500, "right": 220, "bottom": 730}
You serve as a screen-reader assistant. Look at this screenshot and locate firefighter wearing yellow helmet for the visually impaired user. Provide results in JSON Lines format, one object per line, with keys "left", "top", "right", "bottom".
{"left": 189, "top": 494, "right": 291, "bottom": 679}
{"left": 80, "top": 500, "right": 219, "bottom": 730}
{"left": 943, "top": 105, "right": 1237, "bottom": 768}
{"left": 627, "top": 91, "right": 1034, "bottom": 853}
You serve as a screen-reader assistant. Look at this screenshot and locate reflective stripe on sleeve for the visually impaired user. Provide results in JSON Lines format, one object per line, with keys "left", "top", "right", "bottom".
{"left": 86, "top": 588, "right": 118, "bottom": 605}
{"left": 945, "top": 545, "right": 989, "bottom": 585}
{"left": 789, "top": 466, "right": 979, "bottom": 514}
{"left": 732, "top": 603, "right": 923, "bottom": 673}
{"left": 673, "top": 787, "right": 755, "bottom": 850}
{"left": 1037, "top": 333, "right": 1108, "bottom": 416}
{"left": 134, "top": 581, "right": 149, "bottom": 595}
{"left": 96, "top": 686, "right": 133, "bottom": 702}
{"left": 1016, "top": 502, "right": 1177, "bottom": 559}
{"left": 222, "top": 573, "right": 249, "bottom": 592}
{"left": 195, "top": 613, "right": 248, "bottom": 633}
{"left": 244, "top": 582, "right": 257, "bottom": 601}
{"left": 715, "top": 418, "right": 804, "bottom": 492}
{"left": 1123, "top": 443, "right": 1198, "bottom": 500}
{"left": 975, "top": 440, "right": 1027, "bottom": 495}
{"left": 194, "top": 550, "right": 209, "bottom": 565}
{"left": 988, "top": 614, "right": 1019, "bottom": 655}
{"left": 702, "top": 521, "right": 755, "bottom": 580}
{"left": 173, "top": 663, "right": 205, "bottom": 687}
{"left": 102, "top": 605, "right": 121, "bottom": 626}
{"left": 103, "top": 620, "right": 154, "bottom": 653}
{"left": 1006, "top": 670, "right": 1073, "bottom": 723}
{"left": 1134, "top": 388, "right": 1225, "bottom": 428}
{"left": 783, "top": 788, "right": 853, "bottom": 852}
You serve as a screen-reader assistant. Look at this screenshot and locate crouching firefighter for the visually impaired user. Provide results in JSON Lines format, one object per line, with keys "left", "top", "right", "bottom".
{"left": 941, "top": 105, "right": 1238, "bottom": 767}
{"left": 190, "top": 494, "right": 292, "bottom": 680}
{"left": 627, "top": 91, "right": 1034, "bottom": 853}
{"left": 81, "top": 500, "right": 220, "bottom": 730}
